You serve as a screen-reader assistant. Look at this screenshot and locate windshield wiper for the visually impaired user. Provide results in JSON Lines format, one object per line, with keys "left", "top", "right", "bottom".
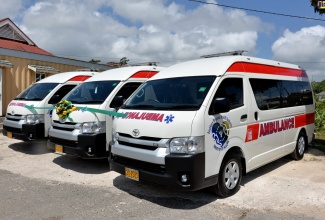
{"left": 78, "top": 100, "right": 103, "bottom": 104}
{"left": 162, "top": 104, "right": 199, "bottom": 110}
{"left": 123, "top": 104, "right": 157, "bottom": 110}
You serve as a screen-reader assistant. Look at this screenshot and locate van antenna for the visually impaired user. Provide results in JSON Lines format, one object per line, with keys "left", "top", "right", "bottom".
{"left": 200, "top": 50, "right": 248, "bottom": 58}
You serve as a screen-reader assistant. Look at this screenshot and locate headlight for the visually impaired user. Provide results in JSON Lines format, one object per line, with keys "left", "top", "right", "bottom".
{"left": 169, "top": 136, "right": 204, "bottom": 154}
{"left": 26, "top": 114, "right": 44, "bottom": 124}
{"left": 82, "top": 121, "right": 106, "bottom": 134}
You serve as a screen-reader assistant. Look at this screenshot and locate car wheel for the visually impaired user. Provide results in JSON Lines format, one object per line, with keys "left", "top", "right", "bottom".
{"left": 211, "top": 154, "right": 242, "bottom": 197}
{"left": 290, "top": 131, "right": 306, "bottom": 160}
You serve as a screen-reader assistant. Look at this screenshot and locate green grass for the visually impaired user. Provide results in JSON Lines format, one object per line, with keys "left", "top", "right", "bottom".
{"left": 314, "top": 131, "right": 325, "bottom": 153}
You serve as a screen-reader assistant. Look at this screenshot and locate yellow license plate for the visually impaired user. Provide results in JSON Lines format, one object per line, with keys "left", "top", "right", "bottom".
{"left": 125, "top": 167, "right": 139, "bottom": 181}
{"left": 55, "top": 145, "right": 63, "bottom": 153}
{"left": 7, "top": 132, "right": 12, "bottom": 138}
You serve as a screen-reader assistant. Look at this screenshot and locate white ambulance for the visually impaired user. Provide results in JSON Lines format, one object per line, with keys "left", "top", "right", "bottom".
{"left": 109, "top": 52, "right": 315, "bottom": 197}
{"left": 3, "top": 71, "right": 95, "bottom": 141}
{"left": 47, "top": 65, "right": 165, "bottom": 159}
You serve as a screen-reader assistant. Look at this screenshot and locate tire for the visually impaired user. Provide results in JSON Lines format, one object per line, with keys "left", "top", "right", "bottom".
{"left": 211, "top": 154, "right": 242, "bottom": 198}
{"left": 290, "top": 131, "right": 306, "bottom": 160}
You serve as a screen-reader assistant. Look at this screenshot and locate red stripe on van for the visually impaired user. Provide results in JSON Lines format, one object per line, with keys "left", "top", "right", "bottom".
{"left": 131, "top": 71, "right": 158, "bottom": 78}
{"left": 227, "top": 62, "right": 307, "bottom": 77}
{"left": 295, "top": 113, "right": 315, "bottom": 128}
{"left": 69, "top": 75, "right": 92, "bottom": 81}
{"left": 245, "top": 123, "right": 259, "bottom": 142}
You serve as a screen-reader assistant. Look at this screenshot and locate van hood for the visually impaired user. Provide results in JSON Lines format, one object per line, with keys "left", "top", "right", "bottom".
{"left": 114, "top": 110, "right": 197, "bottom": 138}
{"left": 6, "top": 100, "right": 48, "bottom": 116}
{"left": 51, "top": 104, "right": 107, "bottom": 123}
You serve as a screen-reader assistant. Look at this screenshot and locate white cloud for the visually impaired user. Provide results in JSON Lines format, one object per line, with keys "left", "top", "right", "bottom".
{"left": 272, "top": 26, "right": 325, "bottom": 82}
{"left": 8, "top": 0, "right": 269, "bottom": 67}
{"left": 0, "top": 0, "right": 24, "bottom": 19}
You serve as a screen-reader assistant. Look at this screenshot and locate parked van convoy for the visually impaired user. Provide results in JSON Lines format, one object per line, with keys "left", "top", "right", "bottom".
{"left": 109, "top": 51, "right": 315, "bottom": 197}
{"left": 47, "top": 65, "right": 165, "bottom": 159}
{"left": 2, "top": 71, "right": 96, "bottom": 141}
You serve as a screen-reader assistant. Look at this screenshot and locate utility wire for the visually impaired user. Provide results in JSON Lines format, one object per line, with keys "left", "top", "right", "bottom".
{"left": 189, "top": 0, "right": 325, "bottom": 22}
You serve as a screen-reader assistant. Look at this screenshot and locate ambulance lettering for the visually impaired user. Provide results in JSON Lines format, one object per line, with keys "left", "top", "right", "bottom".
{"left": 207, "top": 115, "right": 232, "bottom": 151}
{"left": 259, "top": 117, "right": 294, "bottom": 137}
{"left": 122, "top": 112, "right": 175, "bottom": 124}
{"left": 9, "top": 102, "right": 26, "bottom": 107}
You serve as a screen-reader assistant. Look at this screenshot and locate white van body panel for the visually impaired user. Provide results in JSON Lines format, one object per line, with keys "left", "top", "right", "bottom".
{"left": 110, "top": 55, "right": 315, "bottom": 193}
{"left": 3, "top": 71, "right": 95, "bottom": 140}
{"left": 48, "top": 66, "right": 166, "bottom": 158}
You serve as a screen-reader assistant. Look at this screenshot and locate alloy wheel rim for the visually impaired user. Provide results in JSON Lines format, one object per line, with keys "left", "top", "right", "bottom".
{"left": 224, "top": 161, "right": 239, "bottom": 190}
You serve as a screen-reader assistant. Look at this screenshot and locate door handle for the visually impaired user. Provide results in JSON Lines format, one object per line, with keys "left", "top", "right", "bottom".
{"left": 240, "top": 114, "right": 247, "bottom": 120}
{"left": 254, "top": 112, "right": 258, "bottom": 121}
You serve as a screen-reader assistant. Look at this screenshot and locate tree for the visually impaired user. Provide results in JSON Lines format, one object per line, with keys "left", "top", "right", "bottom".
{"left": 310, "top": 0, "right": 325, "bottom": 15}
{"left": 89, "top": 59, "right": 101, "bottom": 64}
{"left": 119, "top": 57, "right": 129, "bottom": 67}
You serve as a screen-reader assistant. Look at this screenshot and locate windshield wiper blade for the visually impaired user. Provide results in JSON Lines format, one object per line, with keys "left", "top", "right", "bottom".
{"left": 123, "top": 104, "right": 156, "bottom": 109}
{"left": 162, "top": 104, "right": 199, "bottom": 110}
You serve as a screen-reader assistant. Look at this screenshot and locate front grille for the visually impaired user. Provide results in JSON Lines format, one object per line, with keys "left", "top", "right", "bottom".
{"left": 53, "top": 120, "right": 77, "bottom": 125}
{"left": 112, "top": 154, "right": 165, "bottom": 173}
{"left": 6, "top": 113, "right": 22, "bottom": 122}
{"left": 49, "top": 137, "right": 78, "bottom": 148}
{"left": 3, "top": 126, "right": 23, "bottom": 134}
{"left": 52, "top": 126, "right": 74, "bottom": 132}
{"left": 118, "top": 141, "right": 158, "bottom": 151}
{"left": 118, "top": 133, "right": 161, "bottom": 141}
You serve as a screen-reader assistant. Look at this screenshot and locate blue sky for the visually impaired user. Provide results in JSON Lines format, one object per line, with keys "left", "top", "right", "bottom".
{"left": 1, "top": 0, "right": 325, "bottom": 81}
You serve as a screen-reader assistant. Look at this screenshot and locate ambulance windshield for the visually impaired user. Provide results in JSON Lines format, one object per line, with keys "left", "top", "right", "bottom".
{"left": 122, "top": 76, "right": 216, "bottom": 111}
{"left": 15, "top": 83, "right": 59, "bottom": 101}
{"left": 65, "top": 81, "right": 120, "bottom": 104}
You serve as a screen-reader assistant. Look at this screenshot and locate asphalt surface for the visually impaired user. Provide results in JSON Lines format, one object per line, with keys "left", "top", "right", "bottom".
{"left": 0, "top": 133, "right": 324, "bottom": 220}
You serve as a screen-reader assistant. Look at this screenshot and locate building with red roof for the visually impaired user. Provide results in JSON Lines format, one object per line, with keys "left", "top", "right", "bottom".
{"left": 0, "top": 18, "right": 113, "bottom": 116}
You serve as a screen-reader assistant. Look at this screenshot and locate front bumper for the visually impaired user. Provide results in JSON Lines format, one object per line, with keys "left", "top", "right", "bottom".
{"left": 3, "top": 123, "right": 45, "bottom": 141}
{"left": 47, "top": 133, "right": 107, "bottom": 159}
{"left": 109, "top": 151, "right": 218, "bottom": 191}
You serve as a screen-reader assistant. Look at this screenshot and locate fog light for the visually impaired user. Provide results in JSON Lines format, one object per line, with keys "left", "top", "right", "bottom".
{"left": 181, "top": 174, "right": 188, "bottom": 183}
{"left": 87, "top": 146, "right": 94, "bottom": 156}
{"left": 179, "top": 173, "right": 190, "bottom": 185}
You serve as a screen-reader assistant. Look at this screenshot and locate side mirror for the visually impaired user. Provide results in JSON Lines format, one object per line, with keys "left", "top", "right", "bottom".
{"left": 210, "top": 97, "right": 230, "bottom": 114}
{"left": 48, "top": 95, "right": 61, "bottom": 104}
{"left": 110, "top": 96, "right": 124, "bottom": 108}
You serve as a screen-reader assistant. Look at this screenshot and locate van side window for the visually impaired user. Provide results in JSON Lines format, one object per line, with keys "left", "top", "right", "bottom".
{"left": 110, "top": 82, "right": 142, "bottom": 107}
{"left": 249, "top": 79, "right": 281, "bottom": 110}
{"left": 48, "top": 85, "right": 76, "bottom": 104}
{"left": 250, "top": 79, "right": 313, "bottom": 110}
{"left": 210, "top": 78, "right": 243, "bottom": 111}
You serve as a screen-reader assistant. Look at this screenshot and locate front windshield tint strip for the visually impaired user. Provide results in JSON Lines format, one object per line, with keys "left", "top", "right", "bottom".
{"left": 123, "top": 76, "right": 216, "bottom": 111}
{"left": 66, "top": 81, "right": 120, "bottom": 104}
{"left": 15, "top": 83, "right": 59, "bottom": 101}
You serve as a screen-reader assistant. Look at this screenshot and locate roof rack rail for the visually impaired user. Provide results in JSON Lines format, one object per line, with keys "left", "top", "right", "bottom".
{"left": 130, "top": 62, "right": 159, "bottom": 66}
{"left": 200, "top": 50, "right": 247, "bottom": 58}
{"left": 76, "top": 68, "right": 99, "bottom": 72}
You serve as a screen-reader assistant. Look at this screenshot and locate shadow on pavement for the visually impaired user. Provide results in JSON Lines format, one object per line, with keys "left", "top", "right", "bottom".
{"left": 8, "top": 140, "right": 50, "bottom": 155}
{"left": 240, "top": 156, "right": 292, "bottom": 186}
{"left": 52, "top": 155, "right": 110, "bottom": 174}
{"left": 113, "top": 175, "right": 218, "bottom": 209}
{"left": 112, "top": 155, "right": 299, "bottom": 208}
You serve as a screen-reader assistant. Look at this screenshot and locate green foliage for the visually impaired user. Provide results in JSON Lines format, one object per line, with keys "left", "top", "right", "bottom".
{"left": 315, "top": 100, "right": 325, "bottom": 131}
{"left": 311, "top": 0, "right": 325, "bottom": 15}
{"left": 89, "top": 59, "right": 101, "bottom": 64}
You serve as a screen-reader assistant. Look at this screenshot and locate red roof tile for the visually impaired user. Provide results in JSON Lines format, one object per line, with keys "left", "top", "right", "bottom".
{"left": 0, "top": 38, "right": 53, "bottom": 56}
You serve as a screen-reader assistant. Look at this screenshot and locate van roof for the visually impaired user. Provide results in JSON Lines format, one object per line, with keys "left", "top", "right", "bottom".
{"left": 37, "top": 71, "right": 96, "bottom": 83}
{"left": 151, "top": 56, "right": 302, "bottom": 80}
{"left": 85, "top": 66, "right": 166, "bottom": 82}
